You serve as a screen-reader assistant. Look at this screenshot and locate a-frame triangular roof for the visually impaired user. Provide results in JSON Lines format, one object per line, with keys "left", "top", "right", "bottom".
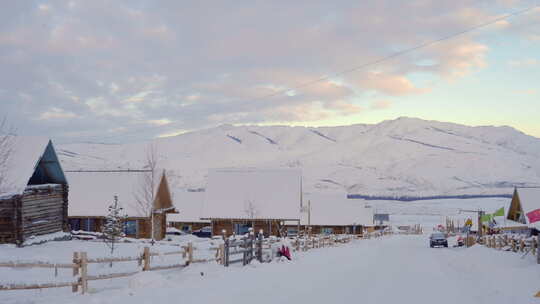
{"left": 153, "top": 171, "right": 174, "bottom": 212}
{"left": 0, "top": 136, "right": 66, "bottom": 197}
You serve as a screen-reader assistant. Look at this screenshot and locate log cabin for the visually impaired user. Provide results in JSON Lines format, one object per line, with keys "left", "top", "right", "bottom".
{"left": 505, "top": 187, "right": 540, "bottom": 232}
{"left": 0, "top": 137, "right": 68, "bottom": 245}
{"left": 201, "top": 168, "right": 302, "bottom": 237}
{"left": 167, "top": 190, "right": 210, "bottom": 233}
{"left": 67, "top": 170, "right": 175, "bottom": 240}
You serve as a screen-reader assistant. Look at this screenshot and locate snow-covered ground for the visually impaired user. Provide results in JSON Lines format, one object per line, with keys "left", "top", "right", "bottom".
{"left": 1, "top": 234, "right": 539, "bottom": 304}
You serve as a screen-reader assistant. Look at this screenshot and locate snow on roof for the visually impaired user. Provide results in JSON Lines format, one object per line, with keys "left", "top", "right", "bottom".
{"left": 0, "top": 136, "right": 52, "bottom": 196}
{"left": 168, "top": 190, "right": 209, "bottom": 223}
{"left": 516, "top": 188, "right": 540, "bottom": 225}
{"left": 202, "top": 168, "right": 302, "bottom": 220}
{"left": 302, "top": 193, "right": 373, "bottom": 226}
{"left": 67, "top": 171, "right": 150, "bottom": 217}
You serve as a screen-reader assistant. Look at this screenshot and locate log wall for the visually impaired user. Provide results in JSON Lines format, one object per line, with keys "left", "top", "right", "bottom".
{"left": 0, "top": 184, "right": 68, "bottom": 244}
{"left": 20, "top": 185, "right": 67, "bottom": 242}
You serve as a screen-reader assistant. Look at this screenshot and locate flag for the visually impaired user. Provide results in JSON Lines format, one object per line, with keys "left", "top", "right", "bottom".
{"left": 526, "top": 209, "right": 540, "bottom": 224}
{"left": 481, "top": 214, "right": 492, "bottom": 223}
{"left": 493, "top": 207, "right": 504, "bottom": 217}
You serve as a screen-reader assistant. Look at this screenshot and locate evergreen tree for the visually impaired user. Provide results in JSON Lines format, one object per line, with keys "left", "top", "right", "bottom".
{"left": 103, "top": 196, "right": 126, "bottom": 263}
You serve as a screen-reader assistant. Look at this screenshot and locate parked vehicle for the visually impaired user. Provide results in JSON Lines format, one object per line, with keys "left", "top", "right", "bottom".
{"left": 192, "top": 226, "right": 212, "bottom": 238}
{"left": 166, "top": 227, "right": 187, "bottom": 236}
{"left": 429, "top": 232, "right": 448, "bottom": 248}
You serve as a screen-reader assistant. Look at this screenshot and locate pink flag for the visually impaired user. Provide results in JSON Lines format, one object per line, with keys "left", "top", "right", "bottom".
{"left": 526, "top": 209, "right": 540, "bottom": 224}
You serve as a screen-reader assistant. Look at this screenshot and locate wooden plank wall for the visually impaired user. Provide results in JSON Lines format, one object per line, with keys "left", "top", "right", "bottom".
{"left": 0, "top": 196, "right": 18, "bottom": 243}
{"left": 211, "top": 219, "right": 282, "bottom": 237}
{"left": 20, "top": 185, "right": 66, "bottom": 242}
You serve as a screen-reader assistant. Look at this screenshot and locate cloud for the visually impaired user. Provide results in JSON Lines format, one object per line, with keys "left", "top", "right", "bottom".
{"left": 39, "top": 107, "right": 78, "bottom": 120}
{"left": 0, "top": 0, "right": 528, "bottom": 141}
{"left": 508, "top": 58, "right": 539, "bottom": 67}
{"left": 370, "top": 100, "right": 392, "bottom": 110}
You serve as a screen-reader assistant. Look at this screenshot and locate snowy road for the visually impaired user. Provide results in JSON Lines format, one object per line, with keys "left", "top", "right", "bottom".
{"left": 2, "top": 235, "right": 539, "bottom": 304}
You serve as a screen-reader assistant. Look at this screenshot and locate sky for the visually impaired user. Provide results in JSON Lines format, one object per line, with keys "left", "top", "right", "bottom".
{"left": 0, "top": 0, "right": 539, "bottom": 143}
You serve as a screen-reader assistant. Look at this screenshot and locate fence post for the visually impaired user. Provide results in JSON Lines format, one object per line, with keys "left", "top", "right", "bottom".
{"left": 80, "top": 252, "right": 88, "bottom": 294}
{"left": 72, "top": 252, "right": 79, "bottom": 293}
{"left": 143, "top": 247, "right": 150, "bottom": 271}
{"left": 219, "top": 243, "right": 225, "bottom": 265}
{"left": 187, "top": 242, "right": 193, "bottom": 265}
{"left": 537, "top": 235, "right": 540, "bottom": 265}
{"left": 257, "top": 234, "right": 263, "bottom": 263}
{"left": 224, "top": 239, "right": 230, "bottom": 267}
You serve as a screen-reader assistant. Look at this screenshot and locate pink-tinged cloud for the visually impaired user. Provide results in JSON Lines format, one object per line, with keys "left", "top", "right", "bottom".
{"left": 355, "top": 73, "right": 429, "bottom": 96}
{"left": 370, "top": 100, "right": 392, "bottom": 110}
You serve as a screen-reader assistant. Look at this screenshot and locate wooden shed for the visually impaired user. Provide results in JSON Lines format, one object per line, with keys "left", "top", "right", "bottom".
{"left": 201, "top": 168, "right": 302, "bottom": 237}
{"left": 0, "top": 137, "right": 68, "bottom": 245}
{"left": 507, "top": 187, "right": 540, "bottom": 229}
{"left": 67, "top": 170, "right": 175, "bottom": 240}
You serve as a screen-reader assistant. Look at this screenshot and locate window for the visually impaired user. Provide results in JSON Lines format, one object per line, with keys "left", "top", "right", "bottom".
{"left": 287, "top": 227, "right": 298, "bottom": 235}
{"left": 321, "top": 227, "right": 333, "bottom": 234}
{"left": 124, "top": 220, "right": 137, "bottom": 235}
{"left": 234, "top": 223, "right": 252, "bottom": 235}
{"left": 80, "top": 219, "right": 96, "bottom": 231}
{"left": 69, "top": 219, "right": 80, "bottom": 231}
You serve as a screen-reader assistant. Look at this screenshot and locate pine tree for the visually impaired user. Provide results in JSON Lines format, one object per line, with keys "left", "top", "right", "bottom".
{"left": 103, "top": 196, "right": 126, "bottom": 264}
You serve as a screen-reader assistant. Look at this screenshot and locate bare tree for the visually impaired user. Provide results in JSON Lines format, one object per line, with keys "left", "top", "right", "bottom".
{"left": 134, "top": 144, "right": 159, "bottom": 242}
{"left": 0, "top": 118, "right": 15, "bottom": 193}
{"left": 244, "top": 199, "right": 259, "bottom": 233}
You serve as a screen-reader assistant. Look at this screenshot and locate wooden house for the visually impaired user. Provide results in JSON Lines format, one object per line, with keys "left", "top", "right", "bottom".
{"left": 287, "top": 192, "right": 374, "bottom": 235}
{"left": 167, "top": 190, "right": 210, "bottom": 233}
{"left": 506, "top": 188, "right": 540, "bottom": 231}
{"left": 67, "top": 170, "right": 175, "bottom": 240}
{"left": 201, "top": 168, "right": 302, "bottom": 237}
{"left": 0, "top": 137, "right": 68, "bottom": 245}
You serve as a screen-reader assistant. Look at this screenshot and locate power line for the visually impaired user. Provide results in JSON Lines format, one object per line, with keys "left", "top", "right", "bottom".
{"left": 60, "top": 4, "right": 539, "bottom": 144}
{"left": 259, "top": 5, "right": 539, "bottom": 99}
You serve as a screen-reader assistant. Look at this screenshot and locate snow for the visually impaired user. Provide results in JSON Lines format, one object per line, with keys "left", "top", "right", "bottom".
{"left": 202, "top": 168, "right": 301, "bottom": 220}
{"left": 0, "top": 136, "right": 50, "bottom": 196}
{"left": 1, "top": 234, "right": 539, "bottom": 304}
{"left": 302, "top": 192, "right": 373, "bottom": 226}
{"left": 167, "top": 190, "right": 209, "bottom": 223}
{"left": 67, "top": 171, "right": 147, "bottom": 217}
{"left": 22, "top": 231, "right": 71, "bottom": 246}
{"left": 56, "top": 118, "right": 540, "bottom": 197}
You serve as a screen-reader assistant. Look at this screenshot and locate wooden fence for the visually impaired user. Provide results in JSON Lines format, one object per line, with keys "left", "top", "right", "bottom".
{"left": 0, "top": 242, "right": 217, "bottom": 294}
{"left": 480, "top": 234, "right": 540, "bottom": 264}
{"left": 0, "top": 229, "right": 399, "bottom": 294}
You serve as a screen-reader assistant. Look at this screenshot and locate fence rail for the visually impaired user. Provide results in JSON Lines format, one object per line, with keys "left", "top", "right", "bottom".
{"left": 481, "top": 234, "right": 540, "bottom": 264}
{"left": 0, "top": 228, "right": 405, "bottom": 295}
{"left": 0, "top": 242, "right": 196, "bottom": 294}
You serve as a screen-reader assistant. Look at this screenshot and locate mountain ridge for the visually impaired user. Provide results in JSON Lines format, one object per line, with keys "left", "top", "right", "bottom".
{"left": 57, "top": 117, "right": 540, "bottom": 198}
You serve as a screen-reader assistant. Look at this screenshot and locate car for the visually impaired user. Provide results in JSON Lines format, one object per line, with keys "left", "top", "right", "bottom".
{"left": 192, "top": 226, "right": 212, "bottom": 238}
{"left": 429, "top": 232, "right": 448, "bottom": 248}
{"left": 166, "top": 227, "right": 187, "bottom": 236}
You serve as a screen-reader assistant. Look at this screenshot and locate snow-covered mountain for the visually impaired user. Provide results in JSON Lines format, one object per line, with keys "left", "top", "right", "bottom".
{"left": 57, "top": 117, "right": 540, "bottom": 198}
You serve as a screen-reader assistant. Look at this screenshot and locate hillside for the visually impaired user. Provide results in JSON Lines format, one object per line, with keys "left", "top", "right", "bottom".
{"left": 57, "top": 117, "right": 540, "bottom": 198}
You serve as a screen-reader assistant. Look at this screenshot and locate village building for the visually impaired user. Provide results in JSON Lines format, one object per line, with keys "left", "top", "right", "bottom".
{"left": 167, "top": 190, "right": 209, "bottom": 233}
{"left": 505, "top": 187, "right": 540, "bottom": 232}
{"left": 201, "top": 168, "right": 302, "bottom": 237}
{"left": 67, "top": 170, "right": 175, "bottom": 240}
{"left": 0, "top": 137, "right": 68, "bottom": 245}
{"left": 287, "top": 192, "right": 374, "bottom": 235}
